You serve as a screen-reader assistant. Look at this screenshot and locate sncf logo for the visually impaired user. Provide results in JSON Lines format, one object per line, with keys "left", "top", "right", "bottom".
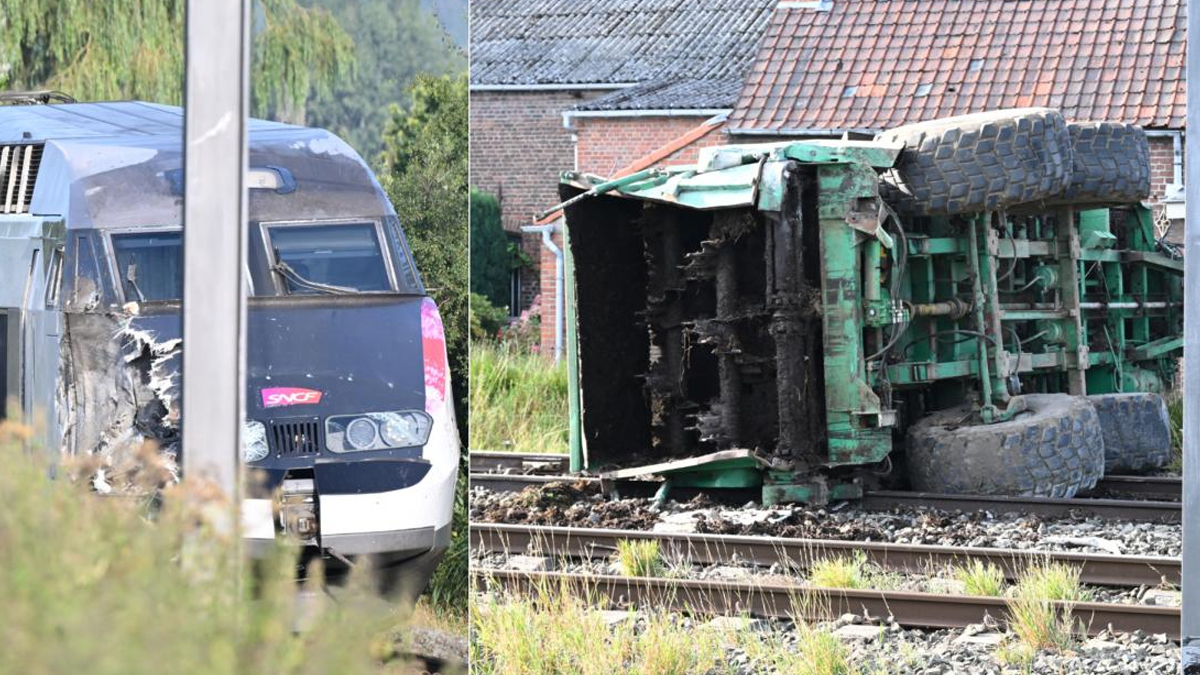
{"left": 261, "top": 387, "right": 323, "bottom": 408}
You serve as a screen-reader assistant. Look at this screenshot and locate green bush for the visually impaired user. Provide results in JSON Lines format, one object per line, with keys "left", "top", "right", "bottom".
{"left": 470, "top": 292, "right": 509, "bottom": 341}
{"left": 470, "top": 189, "right": 511, "bottom": 309}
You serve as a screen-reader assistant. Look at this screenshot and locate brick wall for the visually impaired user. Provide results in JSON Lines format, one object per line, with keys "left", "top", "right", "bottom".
{"left": 469, "top": 89, "right": 607, "bottom": 314}
{"left": 1148, "top": 135, "right": 1183, "bottom": 201}
{"left": 574, "top": 114, "right": 731, "bottom": 175}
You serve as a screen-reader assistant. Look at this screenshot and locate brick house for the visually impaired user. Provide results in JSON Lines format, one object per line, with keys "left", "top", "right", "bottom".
{"left": 478, "top": 0, "right": 1187, "bottom": 356}
{"left": 468, "top": 0, "right": 777, "bottom": 352}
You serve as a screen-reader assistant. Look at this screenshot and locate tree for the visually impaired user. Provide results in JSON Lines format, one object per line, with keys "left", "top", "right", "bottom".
{"left": 469, "top": 189, "right": 511, "bottom": 310}
{"left": 0, "top": 0, "right": 354, "bottom": 119}
{"left": 302, "top": 0, "right": 464, "bottom": 157}
{"left": 380, "top": 73, "right": 468, "bottom": 430}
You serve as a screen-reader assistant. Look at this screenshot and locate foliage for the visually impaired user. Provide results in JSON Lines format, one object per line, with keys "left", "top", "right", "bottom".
{"left": 379, "top": 73, "right": 468, "bottom": 615}
{"left": 380, "top": 73, "right": 468, "bottom": 433}
{"left": 808, "top": 553, "right": 871, "bottom": 590}
{"left": 302, "top": 0, "right": 464, "bottom": 155}
{"left": 469, "top": 342, "right": 569, "bottom": 453}
{"left": 0, "top": 423, "right": 409, "bottom": 675}
{"left": 497, "top": 295, "right": 543, "bottom": 352}
{"left": 1168, "top": 391, "right": 1182, "bottom": 473}
{"left": 426, "top": 453, "right": 468, "bottom": 614}
{"left": 0, "top": 0, "right": 355, "bottom": 119}
{"left": 470, "top": 189, "right": 511, "bottom": 309}
{"left": 615, "top": 540, "right": 664, "bottom": 578}
{"left": 1004, "top": 562, "right": 1084, "bottom": 652}
{"left": 471, "top": 293, "right": 510, "bottom": 342}
{"left": 953, "top": 560, "right": 1006, "bottom": 597}
{"left": 470, "top": 586, "right": 725, "bottom": 675}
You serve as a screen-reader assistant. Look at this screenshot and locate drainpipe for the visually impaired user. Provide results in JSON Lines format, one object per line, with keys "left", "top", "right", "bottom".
{"left": 522, "top": 223, "right": 564, "bottom": 362}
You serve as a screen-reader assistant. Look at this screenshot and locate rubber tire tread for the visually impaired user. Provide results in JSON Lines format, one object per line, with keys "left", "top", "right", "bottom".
{"left": 877, "top": 108, "right": 1072, "bottom": 215}
{"left": 1059, "top": 122, "right": 1151, "bottom": 203}
{"left": 1087, "top": 393, "right": 1172, "bottom": 473}
{"left": 906, "top": 394, "right": 1105, "bottom": 498}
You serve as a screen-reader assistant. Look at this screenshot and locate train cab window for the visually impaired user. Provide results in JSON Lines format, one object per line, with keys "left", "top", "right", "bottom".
{"left": 265, "top": 223, "right": 392, "bottom": 295}
{"left": 111, "top": 231, "right": 183, "bottom": 302}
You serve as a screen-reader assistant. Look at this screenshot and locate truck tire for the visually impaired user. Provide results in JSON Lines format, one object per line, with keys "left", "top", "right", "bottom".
{"left": 877, "top": 108, "right": 1073, "bottom": 215}
{"left": 1058, "top": 123, "right": 1151, "bottom": 203}
{"left": 1087, "top": 393, "right": 1172, "bottom": 473}
{"left": 906, "top": 394, "right": 1105, "bottom": 498}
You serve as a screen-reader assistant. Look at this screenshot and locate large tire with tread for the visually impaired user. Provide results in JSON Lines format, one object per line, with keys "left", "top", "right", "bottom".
{"left": 1059, "top": 122, "right": 1151, "bottom": 203}
{"left": 906, "top": 394, "right": 1105, "bottom": 498}
{"left": 1087, "top": 393, "right": 1171, "bottom": 473}
{"left": 877, "top": 108, "right": 1072, "bottom": 215}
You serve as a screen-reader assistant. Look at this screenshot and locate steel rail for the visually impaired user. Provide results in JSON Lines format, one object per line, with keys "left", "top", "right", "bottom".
{"left": 469, "top": 453, "right": 1183, "bottom": 501}
{"left": 471, "top": 522, "right": 1181, "bottom": 588}
{"left": 469, "top": 473, "right": 1182, "bottom": 523}
{"left": 475, "top": 569, "right": 1181, "bottom": 640}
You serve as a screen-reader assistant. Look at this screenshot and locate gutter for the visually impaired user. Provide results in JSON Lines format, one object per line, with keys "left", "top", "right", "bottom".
{"left": 728, "top": 125, "right": 883, "bottom": 137}
{"left": 521, "top": 223, "right": 564, "bottom": 363}
{"left": 469, "top": 83, "right": 635, "bottom": 92}
{"left": 562, "top": 108, "right": 732, "bottom": 128}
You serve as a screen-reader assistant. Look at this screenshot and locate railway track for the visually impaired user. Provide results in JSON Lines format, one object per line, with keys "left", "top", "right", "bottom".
{"left": 469, "top": 471, "right": 1183, "bottom": 523}
{"left": 475, "top": 569, "right": 1181, "bottom": 641}
{"left": 471, "top": 522, "right": 1181, "bottom": 587}
{"left": 468, "top": 451, "right": 1182, "bottom": 502}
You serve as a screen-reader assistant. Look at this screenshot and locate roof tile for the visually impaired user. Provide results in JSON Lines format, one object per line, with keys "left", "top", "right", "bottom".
{"left": 730, "top": 0, "right": 1186, "bottom": 132}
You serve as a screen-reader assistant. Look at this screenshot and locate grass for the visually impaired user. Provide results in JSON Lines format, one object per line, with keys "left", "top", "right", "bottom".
{"left": 470, "top": 585, "right": 725, "bottom": 675}
{"left": 953, "top": 560, "right": 1006, "bottom": 597}
{"left": 615, "top": 539, "right": 665, "bottom": 578}
{"left": 0, "top": 419, "right": 460, "bottom": 675}
{"left": 1167, "top": 391, "right": 1183, "bottom": 473}
{"left": 807, "top": 552, "right": 894, "bottom": 590}
{"left": 469, "top": 341, "right": 569, "bottom": 454}
{"left": 737, "top": 625, "right": 856, "bottom": 675}
{"left": 1004, "top": 561, "right": 1086, "bottom": 653}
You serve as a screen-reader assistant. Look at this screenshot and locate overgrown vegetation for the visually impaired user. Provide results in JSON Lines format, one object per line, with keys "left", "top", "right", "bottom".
{"left": 953, "top": 560, "right": 1006, "bottom": 597}
{"left": 300, "top": 0, "right": 463, "bottom": 155}
{"left": 379, "top": 73, "right": 468, "bottom": 614}
{"left": 470, "top": 189, "right": 512, "bottom": 310}
{"left": 0, "top": 423, "right": 430, "bottom": 675}
{"left": 615, "top": 540, "right": 665, "bottom": 578}
{"left": 469, "top": 342, "right": 569, "bottom": 453}
{"left": 1167, "top": 391, "right": 1183, "bottom": 473}
{"left": 1004, "top": 562, "right": 1085, "bottom": 653}
{"left": 0, "top": 0, "right": 354, "bottom": 119}
{"left": 807, "top": 552, "right": 885, "bottom": 590}
{"left": 470, "top": 587, "right": 725, "bottom": 675}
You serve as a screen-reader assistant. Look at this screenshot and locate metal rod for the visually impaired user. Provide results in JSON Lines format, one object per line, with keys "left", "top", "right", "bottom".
{"left": 181, "top": 0, "right": 249, "bottom": 501}
{"left": 1182, "top": 0, "right": 1200, "bottom": 661}
{"left": 965, "top": 214, "right": 994, "bottom": 414}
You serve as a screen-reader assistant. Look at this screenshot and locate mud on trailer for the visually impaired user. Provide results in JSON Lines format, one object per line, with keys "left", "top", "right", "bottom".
{"left": 559, "top": 108, "right": 1182, "bottom": 505}
{"left": 0, "top": 100, "right": 459, "bottom": 596}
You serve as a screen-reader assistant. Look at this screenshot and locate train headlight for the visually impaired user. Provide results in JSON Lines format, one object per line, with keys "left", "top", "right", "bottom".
{"left": 325, "top": 410, "right": 432, "bottom": 453}
{"left": 345, "top": 417, "right": 379, "bottom": 450}
{"left": 243, "top": 420, "right": 269, "bottom": 462}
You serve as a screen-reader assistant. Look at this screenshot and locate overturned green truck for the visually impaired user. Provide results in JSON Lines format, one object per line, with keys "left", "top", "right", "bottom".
{"left": 558, "top": 108, "right": 1182, "bottom": 505}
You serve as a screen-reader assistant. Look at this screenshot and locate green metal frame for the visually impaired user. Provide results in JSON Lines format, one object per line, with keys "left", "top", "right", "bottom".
{"left": 562, "top": 139, "right": 1183, "bottom": 504}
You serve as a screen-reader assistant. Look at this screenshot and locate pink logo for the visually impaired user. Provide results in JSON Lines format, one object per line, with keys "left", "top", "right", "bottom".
{"left": 261, "top": 387, "right": 323, "bottom": 408}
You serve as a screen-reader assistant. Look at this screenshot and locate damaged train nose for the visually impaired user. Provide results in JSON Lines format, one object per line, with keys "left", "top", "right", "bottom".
{"left": 0, "top": 100, "right": 459, "bottom": 600}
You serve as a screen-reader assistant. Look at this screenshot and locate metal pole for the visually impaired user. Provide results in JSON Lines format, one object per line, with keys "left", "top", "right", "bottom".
{"left": 181, "top": 0, "right": 249, "bottom": 500}
{"left": 1181, "top": 0, "right": 1200, "bottom": 668}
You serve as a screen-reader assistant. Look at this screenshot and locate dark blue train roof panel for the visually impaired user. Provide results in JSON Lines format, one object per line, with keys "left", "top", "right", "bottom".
{"left": 0, "top": 102, "right": 395, "bottom": 229}
{"left": 0, "top": 101, "right": 296, "bottom": 142}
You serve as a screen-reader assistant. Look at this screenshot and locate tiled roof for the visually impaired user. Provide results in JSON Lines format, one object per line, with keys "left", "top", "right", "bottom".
{"left": 574, "top": 77, "right": 745, "bottom": 112}
{"left": 469, "top": 0, "right": 775, "bottom": 87}
{"left": 730, "top": 0, "right": 1187, "bottom": 133}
